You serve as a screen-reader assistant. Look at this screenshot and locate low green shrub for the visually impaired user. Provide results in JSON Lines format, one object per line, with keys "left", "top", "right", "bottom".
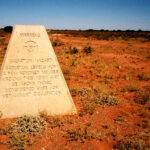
{"left": 52, "top": 41, "right": 58, "bottom": 47}
{"left": 83, "top": 46, "right": 94, "bottom": 54}
{"left": 70, "top": 47, "right": 78, "bottom": 54}
{"left": 52, "top": 41, "right": 63, "bottom": 47}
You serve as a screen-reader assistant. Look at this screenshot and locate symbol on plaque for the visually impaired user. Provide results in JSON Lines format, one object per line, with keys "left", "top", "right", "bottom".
{"left": 24, "top": 41, "right": 38, "bottom": 52}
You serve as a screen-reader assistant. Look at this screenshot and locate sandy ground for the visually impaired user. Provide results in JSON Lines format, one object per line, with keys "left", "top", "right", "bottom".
{"left": 0, "top": 32, "right": 149, "bottom": 150}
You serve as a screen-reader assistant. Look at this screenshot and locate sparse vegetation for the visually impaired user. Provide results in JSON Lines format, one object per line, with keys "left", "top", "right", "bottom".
{"left": 0, "top": 28, "right": 150, "bottom": 150}
{"left": 63, "top": 68, "right": 70, "bottom": 75}
{"left": 134, "top": 86, "right": 150, "bottom": 105}
{"left": 9, "top": 115, "right": 45, "bottom": 136}
{"left": 65, "top": 125, "right": 99, "bottom": 143}
{"left": 83, "top": 46, "right": 94, "bottom": 54}
{"left": 122, "top": 83, "right": 140, "bottom": 92}
{"left": 3, "top": 26, "right": 13, "bottom": 33}
{"left": 8, "top": 134, "right": 32, "bottom": 150}
{"left": 114, "top": 135, "right": 150, "bottom": 150}
{"left": 52, "top": 41, "right": 63, "bottom": 47}
{"left": 74, "top": 86, "right": 119, "bottom": 115}
{"left": 40, "top": 111, "right": 64, "bottom": 128}
{"left": 70, "top": 47, "right": 78, "bottom": 54}
{"left": 82, "top": 102, "right": 97, "bottom": 115}
{"left": 51, "top": 29, "right": 150, "bottom": 41}
{"left": 91, "top": 93, "right": 119, "bottom": 106}
{"left": 7, "top": 115, "right": 45, "bottom": 150}
{"left": 0, "top": 39, "right": 7, "bottom": 46}
{"left": 0, "top": 125, "right": 9, "bottom": 135}
{"left": 46, "top": 116, "right": 64, "bottom": 128}
{"left": 138, "top": 73, "right": 150, "bottom": 81}
{"left": 52, "top": 41, "right": 58, "bottom": 47}
{"left": 71, "top": 59, "right": 76, "bottom": 66}
{"left": 104, "top": 73, "right": 114, "bottom": 79}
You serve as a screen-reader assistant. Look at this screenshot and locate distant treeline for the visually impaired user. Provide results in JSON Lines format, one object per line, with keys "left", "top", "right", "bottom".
{"left": 50, "top": 29, "right": 150, "bottom": 40}
{"left": 0, "top": 26, "right": 150, "bottom": 40}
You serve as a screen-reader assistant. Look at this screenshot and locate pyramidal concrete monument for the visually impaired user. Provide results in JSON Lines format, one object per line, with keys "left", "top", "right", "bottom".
{"left": 0, "top": 25, "right": 77, "bottom": 118}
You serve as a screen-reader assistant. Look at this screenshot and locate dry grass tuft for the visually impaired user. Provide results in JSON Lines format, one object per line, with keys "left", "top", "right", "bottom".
{"left": 134, "top": 86, "right": 150, "bottom": 105}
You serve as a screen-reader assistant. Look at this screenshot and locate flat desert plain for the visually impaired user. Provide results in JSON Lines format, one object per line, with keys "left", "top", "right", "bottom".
{"left": 0, "top": 29, "right": 149, "bottom": 150}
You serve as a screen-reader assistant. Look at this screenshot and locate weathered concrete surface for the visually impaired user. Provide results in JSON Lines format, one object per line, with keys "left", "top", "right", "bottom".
{"left": 0, "top": 25, "right": 77, "bottom": 118}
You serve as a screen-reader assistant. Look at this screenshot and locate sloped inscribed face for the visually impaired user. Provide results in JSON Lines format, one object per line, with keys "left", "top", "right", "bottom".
{"left": 0, "top": 25, "right": 77, "bottom": 118}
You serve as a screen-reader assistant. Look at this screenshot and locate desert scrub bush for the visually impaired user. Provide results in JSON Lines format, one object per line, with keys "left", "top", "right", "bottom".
{"left": 70, "top": 87, "right": 92, "bottom": 97}
{"left": 83, "top": 46, "right": 94, "bottom": 54}
{"left": 52, "top": 41, "right": 58, "bottom": 47}
{"left": 71, "top": 59, "right": 76, "bottom": 66}
{"left": 70, "top": 47, "right": 78, "bottom": 54}
{"left": 3, "top": 26, "right": 13, "bottom": 33}
{"left": 70, "top": 87, "right": 78, "bottom": 96}
{"left": 91, "top": 93, "right": 119, "bottom": 106}
{"left": 7, "top": 115, "right": 45, "bottom": 150}
{"left": 82, "top": 102, "right": 97, "bottom": 115}
{"left": 137, "top": 73, "right": 150, "bottom": 81}
{"left": 63, "top": 68, "right": 70, "bottom": 75}
{"left": 52, "top": 41, "right": 63, "bottom": 47}
{"left": 8, "top": 134, "right": 33, "bottom": 150}
{"left": 9, "top": 115, "right": 45, "bottom": 136}
{"left": 71, "top": 86, "right": 106, "bottom": 97}
{"left": 65, "top": 125, "right": 99, "bottom": 143}
{"left": 78, "top": 86, "right": 119, "bottom": 115}
{"left": 113, "top": 123, "right": 150, "bottom": 149}
{"left": 114, "top": 138, "right": 150, "bottom": 150}
{"left": 39, "top": 111, "right": 64, "bottom": 128}
{"left": 134, "top": 86, "right": 150, "bottom": 105}
{"left": 0, "top": 126, "right": 10, "bottom": 135}
{"left": 46, "top": 116, "right": 64, "bottom": 128}
{"left": 121, "top": 82, "right": 140, "bottom": 92}
{"left": 65, "top": 50, "right": 69, "bottom": 54}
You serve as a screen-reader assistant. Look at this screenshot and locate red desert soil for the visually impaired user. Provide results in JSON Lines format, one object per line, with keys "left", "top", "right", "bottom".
{"left": 0, "top": 31, "right": 149, "bottom": 150}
